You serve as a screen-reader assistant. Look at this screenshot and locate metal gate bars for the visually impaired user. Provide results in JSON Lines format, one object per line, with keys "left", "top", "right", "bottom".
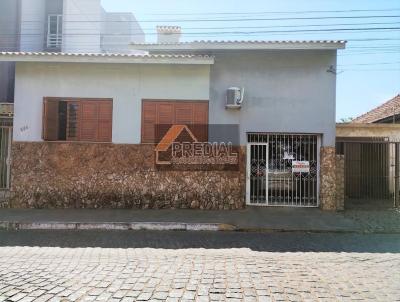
{"left": 336, "top": 138, "right": 400, "bottom": 208}
{"left": 246, "top": 133, "right": 319, "bottom": 207}
{"left": 0, "top": 126, "right": 12, "bottom": 189}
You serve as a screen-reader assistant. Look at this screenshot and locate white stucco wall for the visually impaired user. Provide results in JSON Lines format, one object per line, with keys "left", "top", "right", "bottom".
{"left": 101, "top": 12, "right": 145, "bottom": 53}
{"left": 209, "top": 50, "right": 337, "bottom": 146}
{"left": 20, "top": 0, "right": 46, "bottom": 51}
{"left": 337, "top": 124, "right": 400, "bottom": 141}
{"left": 13, "top": 62, "right": 210, "bottom": 143}
{"left": 62, "top": 0, "right": 101, "bottom": 53}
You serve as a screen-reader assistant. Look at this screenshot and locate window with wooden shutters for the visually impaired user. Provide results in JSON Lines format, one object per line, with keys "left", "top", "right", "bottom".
{"left": 141, "top": 100, "right": 208, "bottom": 143}
{"left": 43, "top": 99, "right": 59, "bottom": 141}
{"left": 43, "top": 98, "right": 112, "bottom": 142}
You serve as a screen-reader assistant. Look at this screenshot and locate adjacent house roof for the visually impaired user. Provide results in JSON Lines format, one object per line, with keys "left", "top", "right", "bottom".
{"left": 352, "top": 94, "right": 400, "bottom": 123}
{"left": 131, "top": 40, "right": 347, "bottom": 51}
{"left": 0, "top": 52, "right": 214, "bottom": 65}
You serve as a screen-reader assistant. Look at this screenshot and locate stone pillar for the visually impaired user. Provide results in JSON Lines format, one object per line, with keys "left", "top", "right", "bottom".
{"left": 320, "top": 147, "right": 337, "bottom": 210}
{"left": 335, "top": 154, "right": 345, "bottom": 211}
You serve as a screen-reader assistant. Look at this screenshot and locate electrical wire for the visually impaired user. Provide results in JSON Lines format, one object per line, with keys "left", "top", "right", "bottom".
{"left": 11, "top": 14, "right": 400, "bottom": 23}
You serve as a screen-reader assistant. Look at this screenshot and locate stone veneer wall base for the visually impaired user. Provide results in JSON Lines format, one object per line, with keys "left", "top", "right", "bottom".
{"left": 10, "top": 142, "right": 246, "bottom": 210}
{"left": 335, "top": 155, "right": 345, "bottom": 211}
{"left": 320, "top": 146, "right": 337, "bottom": 211}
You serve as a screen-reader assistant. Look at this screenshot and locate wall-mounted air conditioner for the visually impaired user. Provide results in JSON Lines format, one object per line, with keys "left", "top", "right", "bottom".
{"left": 226, "top": 87, "right": 244, "bottom": 109}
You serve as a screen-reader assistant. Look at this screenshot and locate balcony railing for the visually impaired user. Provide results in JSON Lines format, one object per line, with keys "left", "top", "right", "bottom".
{"left": 0, "top": 103, "right": 13, "bottom": 118}
{"left": 47, "top": 14, "right": 63, "bottom": 49}
{"left": 47, "top": 33, "right": 62, "bottom": 49}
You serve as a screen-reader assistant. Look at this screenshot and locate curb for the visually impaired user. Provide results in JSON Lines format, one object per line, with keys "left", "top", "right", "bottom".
{"left": 0, "top": 221, "right": 237, "bottom": 232}
{"left": 2, "top": 221, "right": 393, "bottom": 234}
{"left": 234, "top": 227, "right": 361, "bottom": 234}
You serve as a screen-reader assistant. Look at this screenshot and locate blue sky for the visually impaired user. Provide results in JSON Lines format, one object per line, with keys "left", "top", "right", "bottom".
{"left": 102, "top": 0, "right": 400, "bottom": 121}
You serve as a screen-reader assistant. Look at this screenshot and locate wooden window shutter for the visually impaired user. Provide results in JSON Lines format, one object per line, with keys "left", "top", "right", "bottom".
{"left": 43, "top": 99, "right": 59, "bottom": 141}
{"left": 97, "top": 101, "right": 113, "bottom": 142}
{"left": 193, "top": 102, "right": 209, "bottom": 142}
{"left": 142, "top": 101, "right": 157, "bottom": 143}
{"left": 141, "top": 100, "right": 209, "bottom": 143}
{"left": 79, "top": 101, "right": 98, "bottom": 142}
{"left": 175, "top": 103, "right": 193, "bottom": 125}
{"left": 156, "top": 102, "right": 175, "bottom": 143}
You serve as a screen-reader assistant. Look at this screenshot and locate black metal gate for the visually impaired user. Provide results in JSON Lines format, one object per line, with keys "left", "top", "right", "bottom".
{"left": 337, "top": 138, "right": 399, "bottom": 208}
{"left": 247, "top": 133, "right": 319, "bottom": 207}
{"left": 0, "top": 105, "right": 12, "bottom": 190}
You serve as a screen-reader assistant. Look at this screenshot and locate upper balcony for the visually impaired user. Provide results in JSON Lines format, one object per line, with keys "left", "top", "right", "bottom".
{"left": 46, "top": 14, "right": 63, "bottom": 49}
{"left": 0, "top": 103, "right": 13, "bottom": 119}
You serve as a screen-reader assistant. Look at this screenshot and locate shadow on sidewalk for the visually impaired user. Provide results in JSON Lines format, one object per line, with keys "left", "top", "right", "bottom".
{"left": 1, "top": 230, "right": 400, "bottom": 253}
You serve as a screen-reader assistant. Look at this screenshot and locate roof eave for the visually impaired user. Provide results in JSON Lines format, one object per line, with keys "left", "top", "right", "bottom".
{"left": 130, "top": 42, "right": 346, "bottom": 51}
{"left": 337, "top": 123, "right": 400, "bottom": 129}
{"left": 0, "top": 54, "right": 214, "bottom": 65}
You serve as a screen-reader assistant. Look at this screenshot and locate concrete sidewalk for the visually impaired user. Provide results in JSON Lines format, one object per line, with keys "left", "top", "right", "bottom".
{"left": 0, "top": 207, "right": 363, "bottom": 233}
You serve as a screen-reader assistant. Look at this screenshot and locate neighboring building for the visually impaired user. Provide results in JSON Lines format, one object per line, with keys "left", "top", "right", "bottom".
{"left": 0, "top": 0, "right": 19, "bottom": 102}
{"left": 352, "top": 94, "right": 400, "bottom": 124}
{"left": 0, "top": 0, "right": 144, "bottom": 102}
{"left": 0, "top": 38, "right": 346, "bottom": 210}
{"left": 336, "top": 94, "right": 400, "bottom": 209}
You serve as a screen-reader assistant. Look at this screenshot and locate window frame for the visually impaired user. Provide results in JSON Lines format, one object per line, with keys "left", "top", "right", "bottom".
{"left": 42, "top": 97, "right": 113, "bottom": 143}
{"left": 141, "top": 99, "right": 209, "bottom": 144}
{"left": 46, "top": 14, "right": 63, "bottom": 48}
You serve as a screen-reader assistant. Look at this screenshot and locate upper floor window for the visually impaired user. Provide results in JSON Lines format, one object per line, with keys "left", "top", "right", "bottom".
{"left": 43, "top": 98, "right": 113, "bottom": 142}
{"left": 47, "top": 14, "right": 63, "bottom": 49}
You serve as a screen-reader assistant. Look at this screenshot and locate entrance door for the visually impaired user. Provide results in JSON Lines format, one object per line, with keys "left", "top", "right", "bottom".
{"left": 246, "top": 133, "right": 319, "bottom": 207}
{"left": 246, "top": 143, "right": 268, "bottom": 205}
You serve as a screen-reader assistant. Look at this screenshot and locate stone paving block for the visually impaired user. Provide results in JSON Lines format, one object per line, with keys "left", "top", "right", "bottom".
{"left": 0, "top": 246, "right": 399, "bottom": 302}
{"left": 168, "top": 289, "right": 184, "bottom": 298}
{"left": 7, "top": 293, "right": 27, "bottom": 302}
{"left": 18, "top": 297, "right": 36, "bottom": 302}
{"left": 136, "top": 292, "right": 152, "bottom": 301}
{"left": 120, "top": 298, "right": 135, "bottom": 302}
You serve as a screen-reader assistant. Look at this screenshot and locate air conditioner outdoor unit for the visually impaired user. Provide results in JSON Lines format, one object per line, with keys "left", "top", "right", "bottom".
{"left": 226, "top": 87, "right": 244, "bottom": 109}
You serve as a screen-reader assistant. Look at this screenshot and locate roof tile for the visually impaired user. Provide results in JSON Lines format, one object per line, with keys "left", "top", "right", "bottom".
{"left": 352, "top": 94, "right": 400, "bottom": 123}
{"left": 132, "top": 39, "right": 347, "bottom": 46}
{"left": 0, "top": 51, "right": 212, "bottom": 60}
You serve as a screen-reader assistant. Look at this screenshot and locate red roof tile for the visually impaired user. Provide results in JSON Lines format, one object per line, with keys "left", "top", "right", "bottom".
{"left": 352, "top": 94, "right": 400, "bottom": 123}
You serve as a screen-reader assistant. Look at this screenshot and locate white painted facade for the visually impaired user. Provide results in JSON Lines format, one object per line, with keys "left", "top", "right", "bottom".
{"left": 62, "top": 0, "right": 102, "bottom": 53}
{"left": 10, "top": 47, "right": 341, "bottom": 147}
{"left": 18, "top": 0, "right": 144, "bottom": 53}
{"left": 208, "top": 50, "right": 338, "bottom": 146}
{"left": 101, "top": 12, "right": 145, "bottom": 52}
{"left": 13, "top": 62, "right": 210, "bottom": 143}
{"left": 20, "top": 0, "right": 46, "bottom": 51}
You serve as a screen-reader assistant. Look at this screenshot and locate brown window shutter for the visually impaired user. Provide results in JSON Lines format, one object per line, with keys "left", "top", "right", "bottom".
{"left": 79, "top": 101, "right": 98, "bottom": 142}
{"left": 193, "top": 102, "right": 209, "bottom": 142}
{"left": 156, "top": 102, "right": 175, "bottom": 142}
{"left": 97, "top": 101, "right": 113, "bottom": 142}
{"left": 175, "top": 103, "right": 193, "bottom": 125}
{"left": 142, "top": 101, "right": 157, "bottom": 143}
{"left": 142, "top": 100, "right": 209, "bottom": 143}
{"left": 43, "top": 99, "right": 59, "bottom": 141}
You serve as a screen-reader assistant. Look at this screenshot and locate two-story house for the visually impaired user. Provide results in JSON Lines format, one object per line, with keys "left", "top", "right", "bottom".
{"left": 0, "top": 0, "right": 144, "bottom": 102}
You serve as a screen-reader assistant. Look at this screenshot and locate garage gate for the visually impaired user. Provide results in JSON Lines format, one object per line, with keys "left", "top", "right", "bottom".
{"left": 246, "top": 133, "right": 320, "bottom": 207}
{"left": 336, "top": 138, "right": 400, "bottom": 208}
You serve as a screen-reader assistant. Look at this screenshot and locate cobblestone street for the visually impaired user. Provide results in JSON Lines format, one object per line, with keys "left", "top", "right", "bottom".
{"left": 0, "top": 231, "right": 400, "bottom": 301}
